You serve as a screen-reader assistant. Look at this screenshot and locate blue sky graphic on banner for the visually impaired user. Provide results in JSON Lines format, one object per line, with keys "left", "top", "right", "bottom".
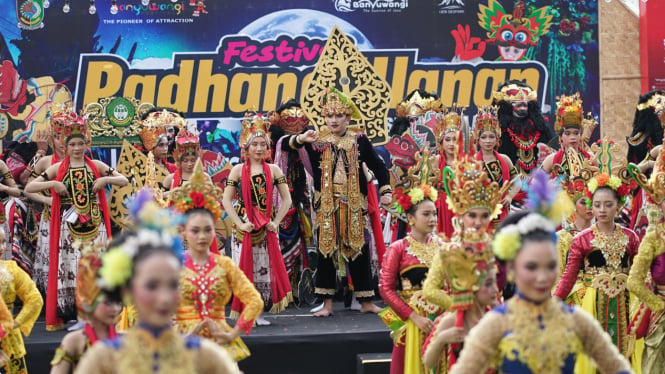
{"left": 0, "top": 0, "right": 599, "bottom": 163}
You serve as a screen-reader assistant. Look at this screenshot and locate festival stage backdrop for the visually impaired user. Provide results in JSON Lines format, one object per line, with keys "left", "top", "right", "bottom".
{"left": 1, "top": 0, "right": 600, "bottom": 162}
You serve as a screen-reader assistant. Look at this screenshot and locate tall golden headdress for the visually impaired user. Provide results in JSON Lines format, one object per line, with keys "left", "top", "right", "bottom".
{"left": 391, "top": 150, "right": 440, "bottom": 217}
{"left": 169, "top": 159, "right": 223, "bottom": 221}
{"left": 320, "top": 87, "right": 361, "bottom": 120}
{"left": 75, "top": 240, "right": 104, "bottom": 317}
{"left": 395, "top": 90, "right": 444, "bottom": 119}
{"left": 557, "top": 147, "right": 592, "bottom": 202}
{"left": 443, "top": 156, "right": 510, "bottom": 219}
{"left": 629, "top": 146, "right": 665, "bottom": 204}
{"left": 239, "top": 111, "right": 272, "bottom": 150}
{"left": 140, "top": 109, "right": 184, "bottom": 151}
{"left": 472, "top": 106, "right": 501, "bottom": 140}
{"left": 584, "top": 139, "right": 632, "bottom": 206}
{"left": 173, "top": 128, "right": 200, "bottom": 161}
{"left": 441, "top": 105, "right": 465, "bottom": 134}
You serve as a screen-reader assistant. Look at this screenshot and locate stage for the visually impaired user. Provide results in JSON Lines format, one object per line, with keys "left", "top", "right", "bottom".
{"left": 24, "top": 302, "right": 393, "bottom": 374}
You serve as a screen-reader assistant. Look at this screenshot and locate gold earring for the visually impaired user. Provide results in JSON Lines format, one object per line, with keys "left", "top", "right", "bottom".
{"left": 507, "top": 270, "right": 515, "bottom": 283}
{"left": 408, "top": 221, "right": 414, "bottom": 226}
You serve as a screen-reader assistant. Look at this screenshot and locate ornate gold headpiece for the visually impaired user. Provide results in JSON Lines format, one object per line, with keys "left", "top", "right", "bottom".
{"left": 636, "top": 92, "right": 665, "bottom": 113}
{"left": 169, "top": 159, "right": 223, "bottom": 221}
{"left": 320, "top": 87, "right": 361, "bottom": 119}
{"left": 554, "top": 93, "right": 584, "bottom": 133}
{"left": 240, "top": 111, "right": 272, "bottom": 150}
{"left": 395, "top": 90, "right": 444, "bottom": 118}
{"left": 629, "top": 146, "right": 665, "bottom": 204}
{"left": 51, "top": 110, "right": 89, "bottom": 143}
{"left": 439, "top": 228, "right": 494, "bottom": 311}
{"left": 557, "top": 147, "right": 591, "bottom": 202}
{"left": 472, "top": 106, "right": 501, "bottom": 140}
{"left": 75, "top": 240, "right": 104, "bottom": 317}
{"left": 443, "top": 156, "right": 510, "bottom": 219}
{"left": 493, "top": 82, "right": 537, "bottom": 103}
{"left": 391, "top": 150, "right": 441, "bottom": 216}
{"left": 140, "top": 109, "right": 185, "bottom": 150}
{"left": 173, "top": 128, "right": 200, "bottom": 161}
{"left": 272, "top": 102, "right": 310, "bottom": 135}
{"left": 584, "top": 139, "right": 630, "bottom": 183}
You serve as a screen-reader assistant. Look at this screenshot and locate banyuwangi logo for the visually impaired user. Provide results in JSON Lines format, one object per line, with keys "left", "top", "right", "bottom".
{"left": 334, "top": 0, "right": 408, "bottom": 13}
{"left": 438, "top": 0, "right": 464, "bottom": 14}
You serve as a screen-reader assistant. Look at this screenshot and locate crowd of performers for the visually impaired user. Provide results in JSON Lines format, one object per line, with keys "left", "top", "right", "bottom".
{"left": 0, "top": 66, "right": 660, "bottom": 373}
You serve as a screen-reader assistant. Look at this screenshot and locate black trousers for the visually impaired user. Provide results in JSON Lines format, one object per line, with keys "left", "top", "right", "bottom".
{"left": 314, "top": 242, "right": 375, "bottom": 302}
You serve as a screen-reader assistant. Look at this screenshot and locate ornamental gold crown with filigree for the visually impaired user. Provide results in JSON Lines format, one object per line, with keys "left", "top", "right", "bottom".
{"left": 443, "top": 155, "right": 510, "bottom": 218}
{"left": 554, "top": 93, "right": 584, "bottom": 133}
{"left": 75, "top": 239, "right": 104, "bottom": 315}
{"left": 169, "top": 159, "right": 223, "bottom": 221}
{"left": 140, "top": 109, "right": 185, "bottom": 150}
{"left": 395, "top": 90, "right": 444, "bottom": 118}
{"left": 584, "top": 139, "right": 630, "bottom": 184}
{"left": 493, "top": 82, "right": 537, "bottom": 103}
{"left": 173, "top": 128, "right": 200, "bottom": 161}
{"left": 636, "top": 92, "right": 665, "bottom": 113}
{"left": 629, "top": 146, "right": 665, "bottom": 204}
{"left": 240, "top": 111, "right": 272, "bottom": 148}
{"left": 472, "top": 105, "right": 501, "bottom": 139}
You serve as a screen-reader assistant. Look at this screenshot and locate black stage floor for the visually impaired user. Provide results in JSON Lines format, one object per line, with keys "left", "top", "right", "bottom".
{"left": 25, "top": 302, "right": 393, "bottom": 374}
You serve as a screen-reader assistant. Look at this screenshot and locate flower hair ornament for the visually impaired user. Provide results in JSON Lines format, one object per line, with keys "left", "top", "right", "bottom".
{"left": 582, "top": 139, "right": 632, "bottom": 209}
{"left": 169, "top": 158, "right": 224, "bottom": 221}
{"left": 97, "top": 189, "right": 183, "bottom": 290}
{"left": 391, "top": 150, "right": 440, "bottom": 219}
{"left": 493, "top": 169, "right": 572, "bottom": 261}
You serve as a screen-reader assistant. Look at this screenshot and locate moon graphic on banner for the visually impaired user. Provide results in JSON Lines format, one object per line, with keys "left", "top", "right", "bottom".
{"left": 238, "top": 9, "right": 374, "bottom": 50}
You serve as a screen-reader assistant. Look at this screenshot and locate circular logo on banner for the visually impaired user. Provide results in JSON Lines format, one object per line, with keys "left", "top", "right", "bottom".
{"left": 105, "top": 98, "right": 135, "bottom": 127}
{"left": 18, "top": 1, "right": 44, "bottom": 29}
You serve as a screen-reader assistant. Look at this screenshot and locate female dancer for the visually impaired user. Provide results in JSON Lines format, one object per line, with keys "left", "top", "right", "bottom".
{"left": 379, "top": 151, "right": 443, "bottom": 374}
{"left": 76, "top": 195, "right": 239, "bottom": 373}
{"left": 170, "top": 163, "right": 263, "bottom": 361}
{"left": 50, "top": 241, "right": 121, "bottom": 373}
{"left": 451, "top": 207, "right": 632, "bottom": 373}
{"left": 0, "top": 226, "right": 42, "bottom": 374}
{"left": 627, "top": 146, "right": 665, "bottom": 372}
{"left": 24, "top": 113, "right": 128, "bottom": 331}
{"left": 139, "top": 108, "right": 185, "bottom": 174}
{"left": 472, "top": 106, "right": 520, "bottom": 224}
{"left": 163, "top": 128, "right": 203, "bottom": 192}
{"left": 554, "top": 140, "right": 639, "bottom": 371}
{"left": 435, "top": 108, "right": 462, "bottom": 238}
{"left": 222, "top": 112, "right": 293, "bottom": 324}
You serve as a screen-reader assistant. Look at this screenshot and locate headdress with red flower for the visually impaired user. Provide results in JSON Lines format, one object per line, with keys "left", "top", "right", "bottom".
{"left": 583, "top": 139, "right": 632, "bottom": 208}
{"left": 392, "top": 150, "right": 440, "bottom": 217}
{"left": 169, "top": 159, "right": 223, "bottom": 221}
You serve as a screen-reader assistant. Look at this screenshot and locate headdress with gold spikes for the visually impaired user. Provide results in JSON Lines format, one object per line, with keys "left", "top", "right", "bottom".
{"left": 140, "top": 109, "right": 185, "bottom": 151}
{"left": 443, "top": 155, "right": 510, "bottom": 219}
{"left": 441, "top": 105, "right": 465, "bottom": 135}
{"left": 557, "top": 147, "right": 592, "bottom": 202}
{"left": 629, "top": 146, "right": 665, "bottom": 205}
{"left": 75, "top": 240, "right": 104, "bottom": 317}
{"left": 271, "top": 100, "right": 310, "bottom": 135}
{"left": 492, "top": 81, "right": 538, "bottom": 103}
{"left": 554, "top": 93, "right": 584, "bottom": 133}
{"left": 584, "top": 139, "right": 632, "bottom": 208}
{"left": 395, "top": 90, "right": 444, "bottom": 119}
{"left": 439, "top": 227, "right": 495, "bottom": 311}
{"left": 391, "top": 150, "right": 440, "bottom": 217}
{"left": 239, "top": 111, "right": 272, "bottom": 159}
{"left": 173, "top": 127, "right": 200, "bottom": 161}
{"left": 472, "top": 106, "right": 501, "bottom": 141}
{"left": 169, "top": 159, "right": 223, "bottom": 221}
{"left": 320, "top": 87, "right": 361, "bottom": 120}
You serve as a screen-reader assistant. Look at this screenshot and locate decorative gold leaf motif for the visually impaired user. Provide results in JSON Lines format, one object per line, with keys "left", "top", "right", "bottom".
{"left": 83, "top": 96, "right": 154, "bottom": 147}
{"left": 301, "top": 26, "right": 392, "bottom": 146}
{"left": 109, "top": 140, "right": 168, "bottom": 229}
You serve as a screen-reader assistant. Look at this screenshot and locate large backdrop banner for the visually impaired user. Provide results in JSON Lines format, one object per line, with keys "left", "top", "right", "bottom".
{"left": 1, "top": 0, "right": 599, "bottom": 159}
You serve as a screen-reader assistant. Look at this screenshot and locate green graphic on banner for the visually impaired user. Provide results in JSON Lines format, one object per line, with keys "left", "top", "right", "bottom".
{"left": 16, "top": 0, "right": 44, "bottom": 30}
{"left": 105, "top": 97, "right": 135, "bottom": 127}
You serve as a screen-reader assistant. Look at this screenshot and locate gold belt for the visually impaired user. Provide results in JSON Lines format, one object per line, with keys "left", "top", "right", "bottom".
{"left": 584, "top": 270, "right": 629, "bottom": 298}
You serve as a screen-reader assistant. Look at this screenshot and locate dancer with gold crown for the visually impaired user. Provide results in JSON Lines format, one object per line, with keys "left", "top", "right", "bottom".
{"left": 222, "top": 112, "right": 293, "bottom": 325}
{"left": 163, "top": 127, "right": 207, "bottom": 192}
{"left": 541, "top": 93, "right": 596, "bottom": 177}
{"left": 171, "top": 160, "right": 263, "bottom": 360}
{"left": 292, "top": 87, "right": 392, "bottom": 317}
{"left": 472, "top": 105, "right": 521, "bottom": 226}
{"left": 138, "top": 109, "right": 185, "bottom": 174}
{"left": 378, "top": 150, "right": 444, "bottom": 374}
{"left": 627, "top": 145, "right": 665, "bottom": 373}
{"left": 554, "top": 140, "right": 640, "bottom": 373}
{"left": 50, "top": 241, "right": 120, "bottom": 373}
{"left": 25, "top": 111, "right": 128, "bottom": 331}
{"left": 76, "top": 192, "right": 239, "bottom": 373}
{"left": 0, "top": 225, "right": 42, "bottom": 374}
{"left": 450, "top": 170, "right": 632, "bottom": 374}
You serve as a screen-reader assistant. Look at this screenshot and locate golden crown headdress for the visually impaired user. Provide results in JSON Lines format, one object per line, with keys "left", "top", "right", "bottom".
{"left": 629, "top": 146, "right": 665, "bottom": 204}
{"left": 556, "top": 147, "right": 592, "bottom": 202}
{"left": 443, "top": 155, "right": 510, "bottom": 219}
{"left": 554, "top": 93, "right": 584, "bottom": 133}
{"left": 320, "top": 87, "right": 361, "bottom": 120}
{"left": 391, "top": 150, "right": 441, "bottom": 216}
{"left": 240, "top": 111, "right": 272, "bottom": 150}
{"left": 173, "top": 127, "right": 200, "bottom": 161}
{"left": 395, "top": 90, "right": 444, "bottom": 118}
{"left": 584, "top": 139, "right": 632, "bottom": 207}
{"left": 75, "top": 240, "right": 104, "bottom": 317}
{"left": 51, "top": 110, "right": 89, "bottom": 143}
{"left": 140, "top": 109, "right": 184, "bottom": 150}
{"left": 636, "top": 92, "right": 665, "bottom": 113}
{"left": 472, "top": 106, "right": 501, "bottom": 140}
{"left": 272, "top": 101, "right": 310, "bottom": 135}
{"left": 439, "top": 228, "right": 495, "bottom": 311}
{"left": 169, "top": 159, "right": 223, "bottom": 221}
{"left": 441, "top": 105, "right": 465, "bottom": 135}
{"left": 493, "top": 82, "right": 537, "bottom": 103}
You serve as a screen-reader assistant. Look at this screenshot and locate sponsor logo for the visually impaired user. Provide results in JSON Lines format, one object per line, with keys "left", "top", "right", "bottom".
{"left": 438, "top": 0, "right": 464, "bottom": 14}
{"left": 334, "top": 0, "right": 408, "bottom": 13}
{"left": 105, "top": 97, "right": 135, "bottom": 127}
